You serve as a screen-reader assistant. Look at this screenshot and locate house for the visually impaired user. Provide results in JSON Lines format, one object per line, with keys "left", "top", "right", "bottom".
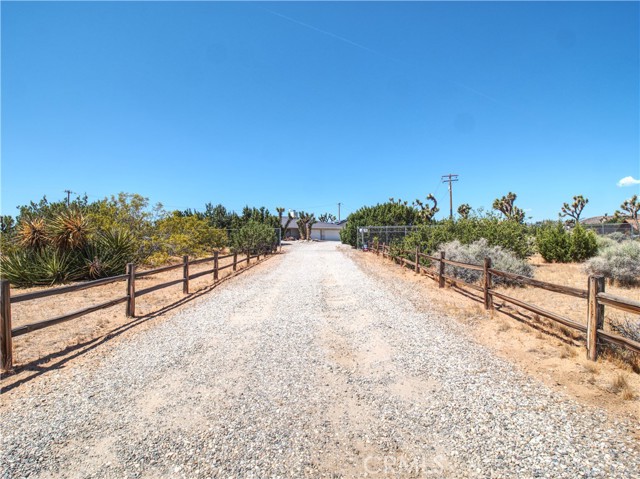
{"left": 280, "top": 216, "right": 345, "bottom": 241}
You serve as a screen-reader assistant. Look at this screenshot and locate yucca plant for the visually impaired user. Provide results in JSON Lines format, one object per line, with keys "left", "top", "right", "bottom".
{"left": 0, "top": 248, "right": 84, "bottom": 286}
{"left": 48, "top": 209, "right": 92, "bottom": 251}
{"left": 81, "top": 228, "right": 137, "bottom": 278}
{"left": 17, "top": 218, "right": 49, "bottom": 250}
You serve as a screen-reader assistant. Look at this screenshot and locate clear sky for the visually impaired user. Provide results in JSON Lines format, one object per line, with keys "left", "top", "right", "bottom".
{"left": 2, "top": 1, "right": 639, "bottom": 221}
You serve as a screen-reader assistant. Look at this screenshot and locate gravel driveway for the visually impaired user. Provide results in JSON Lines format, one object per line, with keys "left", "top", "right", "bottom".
{"left": 1, "top": 241, "right": 639, "bottom": 478}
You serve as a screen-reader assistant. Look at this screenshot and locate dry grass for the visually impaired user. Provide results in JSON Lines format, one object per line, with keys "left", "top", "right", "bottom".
{"left": 582, "top": 361, "right": 600, "bottom": 375}
{"left": 560, "top": 345, "right": 577, "bottom": 359}
{"left": 611, "top": 373, "right": 636, "bottom": 400}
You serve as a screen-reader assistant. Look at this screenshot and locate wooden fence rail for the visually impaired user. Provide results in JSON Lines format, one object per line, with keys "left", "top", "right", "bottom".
{"left": 368, "top": 241, "right": 639, "bottom": 361}
{"left": 0, "top": 244, "right": 279, "bottom": 372}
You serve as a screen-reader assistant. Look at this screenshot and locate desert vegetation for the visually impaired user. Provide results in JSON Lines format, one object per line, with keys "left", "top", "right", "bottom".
{"left": 343, "top": 192, "right": 639, "bottom": 284}
{"left": 0, "top": 193, "right": 281, "bottom": 287}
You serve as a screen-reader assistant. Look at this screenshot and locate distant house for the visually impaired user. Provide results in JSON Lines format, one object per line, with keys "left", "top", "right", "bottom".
{"left": 281, "top": 216, "right": 345, "bottom": 241}
{"left": 581, "top": 216, "right": 638, "bottom": 235}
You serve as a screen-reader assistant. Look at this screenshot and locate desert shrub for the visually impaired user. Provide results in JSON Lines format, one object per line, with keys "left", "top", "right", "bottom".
{"left": 536, "top": 222, "right": 597, "bottom": 263}
{"left": 595, "top": 235, "right": 617, "bottom": 251}
{"left": 340, "top": 201, "right": 420, "bottom": 247}
{"left": 153, "top": 212, "right": 227, "bottom": 258}
{"left": 584, "top": 241, "right": 640, "bottom": 285}
{"left": 403, "top": 216, "right": 534, "bottom": 259}
{"left": 536, "top": 222, "right": 570, "bottom": 262}
{"left": 231, "top": 221, "right": 276, "bottom": 254}
{"left": 607, "top": 232, "right": 628, "bottom": 243}
{"left": 439, "top": 239, "right": 533, "bottom": 285}
{"left": 568, "top": 224, "right": 598, "bottom": 261}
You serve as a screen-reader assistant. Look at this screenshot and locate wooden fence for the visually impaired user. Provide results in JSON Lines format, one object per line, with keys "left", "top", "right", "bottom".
{"left": 373, "top": 242, "right": 640, "bottom": 361}
{"left": 0, "top": 246, "right": 278, "bottom": 372}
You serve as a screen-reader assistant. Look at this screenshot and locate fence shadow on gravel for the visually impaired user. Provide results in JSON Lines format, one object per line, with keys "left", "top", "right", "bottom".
{"left": 1, "top": 247, "right": 280, "bottom": 376}
{"left": 370, "top": 242, "right": 640, "bottom": 362}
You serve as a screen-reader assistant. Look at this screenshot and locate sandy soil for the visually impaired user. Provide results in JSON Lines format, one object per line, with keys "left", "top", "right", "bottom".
{"left": 4, "top": 252, "right": 276, "bottom": 372}
{"left": 504, "top": 254, "right": 640, "bottom": 333}
{"left": 352, "top": 249, "right": 640, "bottom": 428}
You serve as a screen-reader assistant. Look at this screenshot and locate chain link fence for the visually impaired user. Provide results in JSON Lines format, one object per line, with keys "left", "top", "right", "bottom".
{"left": 582, "top": 223, "right": 637, "bottom": 236}
{"left": 355, "top": 226, "right": 419, "bottom": 250}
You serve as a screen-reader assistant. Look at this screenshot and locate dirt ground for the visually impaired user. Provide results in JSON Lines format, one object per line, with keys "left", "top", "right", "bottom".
{"left": 352, "top": 249, "right": 640, "bottom": 429}
{"left": 4, "top": 252, "right": 276, "bottom": 373}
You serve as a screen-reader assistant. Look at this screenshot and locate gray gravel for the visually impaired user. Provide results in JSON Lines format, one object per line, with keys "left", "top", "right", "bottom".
{"left": 1, "top": 241, "right": 639, "bottom": 478}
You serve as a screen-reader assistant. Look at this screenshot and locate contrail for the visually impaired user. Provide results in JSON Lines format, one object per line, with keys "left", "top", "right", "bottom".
{"left": 259, "top": 6, "right": 402, "bottom": 63}
{"left": 260, "top": 6, "right": 499, "bottom": 104}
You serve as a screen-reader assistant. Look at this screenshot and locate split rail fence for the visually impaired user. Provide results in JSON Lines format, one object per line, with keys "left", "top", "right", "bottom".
{"left": 0, "top": 247, "right": 278, "bottom": 372}
{"left": 372, "top": 242, "right": 640, "bottom": 361}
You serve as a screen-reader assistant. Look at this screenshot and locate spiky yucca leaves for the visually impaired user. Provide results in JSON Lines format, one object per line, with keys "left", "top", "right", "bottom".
{"left": 0, "top": 249, "right": 84, "bottom": 286}
{"left": 48, "top": 209, "right": 93, "bottom": 251}
{"left": 17, "top": 218, "right": 49, "bottom": 250}
{"left": 81, "top": 228, "right": 137, "bottom": 278}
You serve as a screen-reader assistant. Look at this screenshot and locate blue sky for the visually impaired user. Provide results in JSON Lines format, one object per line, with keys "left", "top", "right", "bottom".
{"left": 2, "top": 1, "right": 639, "bottom": 221}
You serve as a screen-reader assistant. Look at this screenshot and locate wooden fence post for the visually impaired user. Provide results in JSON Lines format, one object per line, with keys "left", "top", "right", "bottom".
{"left": 246, "top": 251, "right": 250, "bottom": 266}
{"left": 183, "top": 255, "right": 189, "bottom": 294}
{"left": 233, "top": 252, "right": 238, "bottom": 272}
{"left": 587, "top": 275, "right": 605, "bottom": 361}
{"left": 438, "top": 251, "right": 446, "bottom": 288}
{"left": 483, "top": 257, "right": 493, "bottom": 310}
{"left": 415, "top": 246, "right": 420, "bottom": 273}
{"left": 126, "top": 263, "right": 136, "bottom": 318}
{"left": 1, "top": 280, "right": 13, "bottom": 373}
{"left": 214, "top": 251, "right": 219, "bottom": 281}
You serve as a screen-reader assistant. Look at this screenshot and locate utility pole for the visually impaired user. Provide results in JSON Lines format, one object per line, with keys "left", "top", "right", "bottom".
{"left": 64, "top": 190, "right": 75, "bottom": 207}
{"left": 441, "top": 174, "right": 459, "bottom": 220}
{"left": 337, "top": 202, "right": 342, "bottom": 222}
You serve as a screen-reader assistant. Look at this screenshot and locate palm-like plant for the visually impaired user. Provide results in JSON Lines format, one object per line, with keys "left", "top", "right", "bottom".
{"left": 17, "top": 218, "right": 49, "bottom": 250}
{"left": 48, "top": 209, "right": 93, "bottom": 251}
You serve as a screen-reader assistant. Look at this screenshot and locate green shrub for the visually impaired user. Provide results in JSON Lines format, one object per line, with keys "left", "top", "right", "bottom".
{"left": 536, "top": 222, "right": 597, "bottom": 263}
{"left": 340, "top": 201, "right": 420, "bottom": 247}
{"left": 568, "top": 224, "right": 598, "bottom": 262}
{"left": 439, "top": 239, "right": 533, "bottom": 285}
{"left": 152, "top": 212, "right": 227, "bottom": 258}
{"left": 231, "top": 221, "right": 276, "bottom": 254}
{"left": 536, "top": 222, "right": 570, "bottom": 262}
{"left": 584, "top": 241, "right": 640, "bottom": 285}
{"left": 403, "top": 216, "right": 534, "bottom": 259}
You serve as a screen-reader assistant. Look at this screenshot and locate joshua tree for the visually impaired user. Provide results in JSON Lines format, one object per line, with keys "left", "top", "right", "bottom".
{"left": 559, "top": 195, "right": 588, "bottom": 225}
{"left": 296, "top": 211, "right": 317, "bottom": 240}
{"left": 620, "top": 194, "right": 640, "bottom": 233}
{"left": 492, "top": 192, "right": 525, "bottom": 223}
{"left": 412, "top": 194, "right": 439, "bottom": 222}
{"left": 318, "top": 212, "right": 336, "bottom": 223}
{"left": 276, "top": 206, "right": 293, "bottom": 238}
{"left": 457, "top": 203, "right": 472, "bottom": 219}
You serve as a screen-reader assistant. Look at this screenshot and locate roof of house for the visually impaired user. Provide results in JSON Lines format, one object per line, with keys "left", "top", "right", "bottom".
{"left": 581, "top": 216, "right": 610, "bottom": 225}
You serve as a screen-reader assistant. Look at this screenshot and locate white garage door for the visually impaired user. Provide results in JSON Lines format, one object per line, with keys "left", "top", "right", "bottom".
{"left": 321, "top": 229, "right": 342, "bottom": 241}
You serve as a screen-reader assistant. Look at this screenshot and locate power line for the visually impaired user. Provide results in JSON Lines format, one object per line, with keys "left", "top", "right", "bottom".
{"left": 441, "top": 174, "right": 459, "bottom": 220}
